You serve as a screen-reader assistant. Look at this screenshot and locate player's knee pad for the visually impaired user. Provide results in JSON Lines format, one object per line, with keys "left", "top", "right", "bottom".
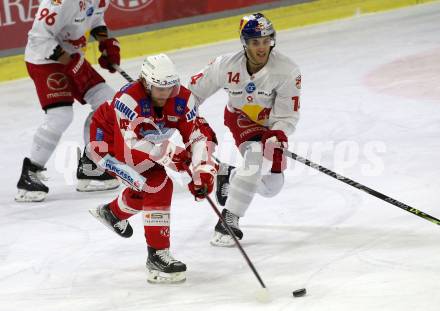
{"left": 237, "top": 141, "right": 264, "bottom": 178}
{"left": 257, "top": 172, "right": 285, "bottom": 198}
{"left": 31, "top": 105, "right": 73, "bottom": 166}
{"left": 44, "top": 105, "right": 74, "bottom": 135}
{"left": 224, "top": 143, "right": 263, "bottom": 217}
{"left": 84, "top": 83, "right": 115, "bottom": 111}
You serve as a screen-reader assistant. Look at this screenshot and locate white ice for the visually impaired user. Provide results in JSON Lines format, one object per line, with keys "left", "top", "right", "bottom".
{"left": 1, "top": 2, "right": 440, "bottom": 310}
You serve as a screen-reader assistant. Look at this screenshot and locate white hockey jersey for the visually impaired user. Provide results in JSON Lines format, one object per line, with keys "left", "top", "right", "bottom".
{"left": 188, "top": 50, "right": 301, "bottom": 135}
{"left": 25, "top": 0, "right": 109, "bottom": 64}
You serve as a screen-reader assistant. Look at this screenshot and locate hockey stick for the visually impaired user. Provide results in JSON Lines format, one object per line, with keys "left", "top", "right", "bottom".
{"left": 184, "top": 166, "right": 268, "bottom": 292}
{"left": 282, "top": 148, "right": 440, "bottom": 226}
{"left": 112, "top": 64, "right": 134, "bottom": 83}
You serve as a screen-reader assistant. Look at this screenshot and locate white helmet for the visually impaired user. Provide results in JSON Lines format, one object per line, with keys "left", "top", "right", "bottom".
{"left": 140, "top": 53, "right": 180, "bottom": 97}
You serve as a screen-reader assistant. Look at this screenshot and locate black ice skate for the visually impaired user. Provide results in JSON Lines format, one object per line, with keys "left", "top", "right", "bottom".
{"left": 210, "top": 209, "right": 243, "bottom": 247}
{"left": 146, "top": 247, "right": 187, "bottom": 284}
{"left": 76, "top": 151, "right": 119, "bottom": 192}
{"left": 215, "top": 162, "right": 235, "bottom": 206}
{"left": 89, "top": 204, "right": 133, "bottom": 238}
{"left": 15, "top": 157, "right": 49, "bottom": 202}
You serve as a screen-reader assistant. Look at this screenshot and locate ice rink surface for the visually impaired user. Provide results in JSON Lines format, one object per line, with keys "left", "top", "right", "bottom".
{"left": 1, "top": 2, "right": 440, "bottom": 310}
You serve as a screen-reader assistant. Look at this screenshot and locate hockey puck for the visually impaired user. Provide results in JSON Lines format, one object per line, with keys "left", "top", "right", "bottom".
{"left": 292, "top": 288, "right": 307, "bottom": 297}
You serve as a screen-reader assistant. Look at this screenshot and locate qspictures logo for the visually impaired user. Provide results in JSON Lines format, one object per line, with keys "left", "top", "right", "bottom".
{"left": 110, "top": 0, "right": 154, "bottom": 11}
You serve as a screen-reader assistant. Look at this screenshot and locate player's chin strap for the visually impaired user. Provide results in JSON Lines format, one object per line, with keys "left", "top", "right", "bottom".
{"left": 279, "top": 148, "right": 440, "bottom": 226}
{"left": 182, "top": 163, "right": 268, "bottom": 292}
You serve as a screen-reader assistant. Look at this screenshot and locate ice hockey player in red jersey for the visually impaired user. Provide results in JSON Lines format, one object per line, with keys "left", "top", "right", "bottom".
{"left": 88, "top": 54, "right": 217, "bottom": 283}
{"left": 15, "top": 0, "right": 121, "bottom": 202}
{"left": 189, "top": 13, "right": 301, "bottom": 246}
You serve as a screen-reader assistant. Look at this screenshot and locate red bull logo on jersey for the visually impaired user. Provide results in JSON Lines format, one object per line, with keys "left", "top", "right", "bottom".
{"left": 257, "top": 107, "right": 271, "bottom": 121}
{"left": 241, "top": 104, "right": 270, "bottom": 126}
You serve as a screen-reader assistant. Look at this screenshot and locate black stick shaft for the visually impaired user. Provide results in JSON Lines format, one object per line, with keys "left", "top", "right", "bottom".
{"left": 113, "top": 64, "right": 134, "bottom": 83}
{"left": 206, "top": 196, "right": 267, "bottom": 288}
{"left": 186, "top": 168, "right": 266, "bottom": 289}
{"left": 283, "top": 149, "right": 440, "bottom": 226}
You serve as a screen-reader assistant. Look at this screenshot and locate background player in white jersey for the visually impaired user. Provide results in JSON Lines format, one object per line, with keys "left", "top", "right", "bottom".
{"left": 189, "top": 13, "right": 301, "bottom": 246}
{"left": 15, "top": 0, "right": 120, "bottom": 202}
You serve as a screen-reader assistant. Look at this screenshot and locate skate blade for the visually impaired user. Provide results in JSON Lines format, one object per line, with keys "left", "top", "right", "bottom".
{"left": 15, "top": 189, "right": 46, "bottom": 202}
{"left": 89, "top": 206, "right": 132, "bottom": 238}
{"left": 210, "top": 232, "right": 236, "bottom": 247}
{"left": 147, "top": 269, "right": 186, "bottom": 284}
{"left": 76, "top": 179, "right": 119, "bottom": 192}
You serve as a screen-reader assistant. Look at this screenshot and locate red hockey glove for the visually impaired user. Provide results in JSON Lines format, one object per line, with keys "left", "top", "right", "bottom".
{"left": 261, "top": 130, "right": 288, "bottom": 173}
{"left": 64, "top": 53, "right": 103, "bottom": 97}
{"left": 188, "top": 163, "right": 217, "bottom": 201}
{"left": 98, "top": 38, "right": 120, "bottom": 73}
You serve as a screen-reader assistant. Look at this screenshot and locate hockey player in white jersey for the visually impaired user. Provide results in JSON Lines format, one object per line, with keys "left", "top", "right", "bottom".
{"left": 15, "top": 0, "right": 120, "bottom": 202}
{"left": 188, "top": 13, "right": 301, "bottom": 246}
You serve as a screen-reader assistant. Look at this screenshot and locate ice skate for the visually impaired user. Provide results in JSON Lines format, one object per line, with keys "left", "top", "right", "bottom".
{"left": 15, "top": 157, "right": 49, "bottom": 202}
{"left": 146, "top": 247, "right": 187, "bottom": 284}
{"left": 210, "top": 209, "right": 243, "bottom": 247}
{"left": 89, "top": 204, "right": 133, "bottom": 238}
{"left": 76, "top": 151, "right": 119, "bottom": 192}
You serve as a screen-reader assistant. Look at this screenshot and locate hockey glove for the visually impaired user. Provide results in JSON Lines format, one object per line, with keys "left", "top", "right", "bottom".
{"left": 98, "top": 38, "right": 120, "bottom": 73}
{"left": 261, "top": 130, "right": 288, "bottom": 173}
{"left": 188, "top": 163, "right": 217, "bottom": 201}
{"left": 64, "top": 53, "right": 103, "bottom": 97}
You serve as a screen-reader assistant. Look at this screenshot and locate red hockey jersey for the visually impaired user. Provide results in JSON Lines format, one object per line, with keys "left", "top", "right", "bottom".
{"left": 91, "top": 81, "right": 200, "bottom": 168}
